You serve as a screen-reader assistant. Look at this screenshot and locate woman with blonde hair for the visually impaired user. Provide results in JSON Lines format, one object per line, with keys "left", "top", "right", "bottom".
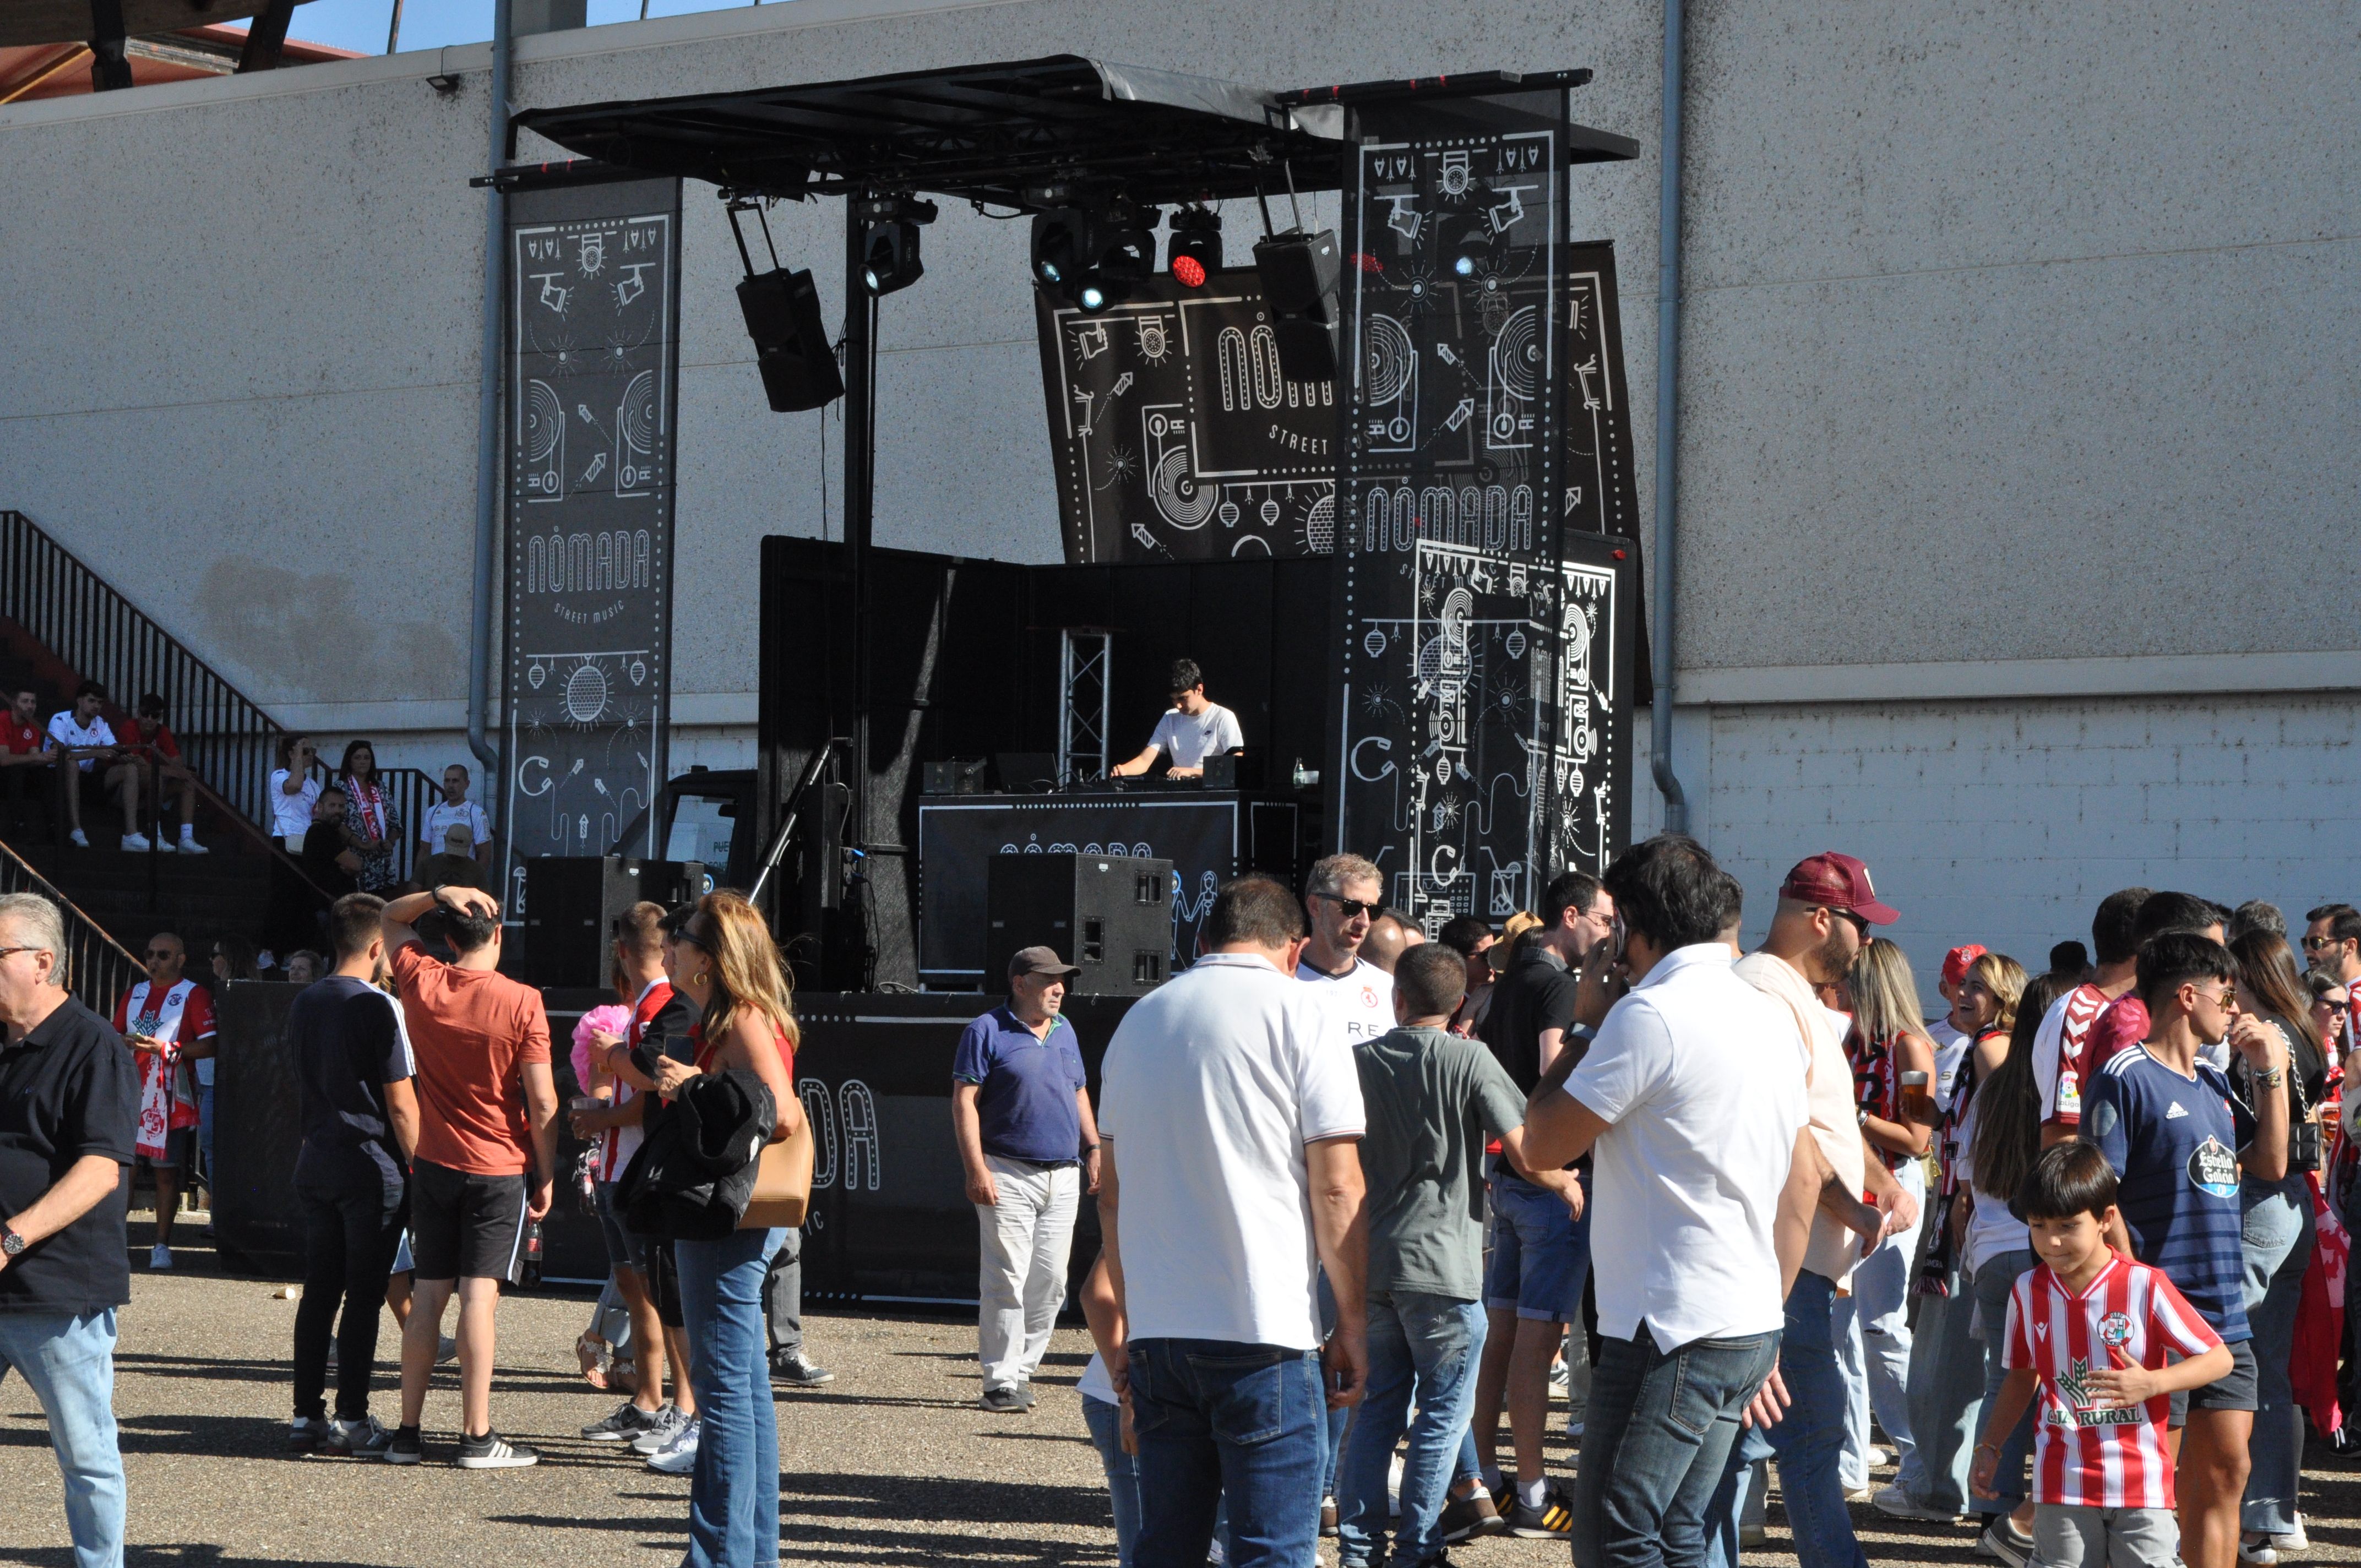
{"left": 648, "top": 890, "right": 804, "bottom": 1568}
{"left": 1834, "top": 938, "right": 1940, "bottom": 1499}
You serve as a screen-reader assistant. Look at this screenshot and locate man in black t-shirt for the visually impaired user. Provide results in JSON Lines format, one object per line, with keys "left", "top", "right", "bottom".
{"left": 1471, "top": 869, "right": 1617, "bottom": 1534}
{"left": 287, "top": 892, "right": 420, "bottom": 1458}
{"left": 0, "top": 891, "right": 139, "bottom": 1565}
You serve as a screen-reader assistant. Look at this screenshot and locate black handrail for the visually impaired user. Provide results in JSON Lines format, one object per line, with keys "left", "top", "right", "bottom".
{"left": 0, "top": 836, "right": 143, "bottom": 1012}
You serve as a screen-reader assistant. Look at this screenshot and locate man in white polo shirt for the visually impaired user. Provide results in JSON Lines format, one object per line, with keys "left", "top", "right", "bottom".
{"left": 1521, "top": 834, "right": 1820, "bottom": 1568}
{"left": 1108, "top": 658, "right": 1245, "bottom": 780}
{"left": 1098, "top": 873, "right": 1369, "bottom": 1568}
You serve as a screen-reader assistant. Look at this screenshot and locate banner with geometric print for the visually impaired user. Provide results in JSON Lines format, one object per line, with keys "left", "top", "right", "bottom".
{"left": 501, "top": 177, "right": 682, "bottom": 916}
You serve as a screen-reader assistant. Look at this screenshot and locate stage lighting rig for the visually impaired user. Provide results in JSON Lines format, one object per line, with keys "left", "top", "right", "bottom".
{"left": 1167, "top": 205, "right": 1222, "bottom": 287}
{"left": 1031, "top": 203, "right": 1156, "bottom": 313}
{"left": 857, "top": 194, "right": 939, "bottom": 296}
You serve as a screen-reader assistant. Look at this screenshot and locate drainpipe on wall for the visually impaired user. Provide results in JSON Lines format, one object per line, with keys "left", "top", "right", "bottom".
{"left": 1650, "top": 0, "right": 1691, "bottom": 835}
{"left": 466, "top": 0, "right": 514, "bottom": 801}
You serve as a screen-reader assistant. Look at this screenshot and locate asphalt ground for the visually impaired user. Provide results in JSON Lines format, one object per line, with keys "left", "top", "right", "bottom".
{"left": 4, "top": 1231, "right": 2359, "bottom": 1566}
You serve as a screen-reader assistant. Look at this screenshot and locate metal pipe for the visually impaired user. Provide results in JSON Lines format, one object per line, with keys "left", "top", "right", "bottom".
{"left": 466, "top": 0, "right": 513, "bottom": 795}
{"left": 1649, "top": 0, "right": 1691, "bottom": 835}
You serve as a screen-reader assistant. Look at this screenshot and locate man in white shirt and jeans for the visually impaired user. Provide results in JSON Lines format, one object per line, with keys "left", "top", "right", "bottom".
{"left": 1098, "top": 873, "right": 1370, "bottom": 1568}
{"left": 1522, "top": 834, "right": 1822, "bottom": 1568}
{"left": 1109, "top": 658, "right": 1244, "bottom": 779}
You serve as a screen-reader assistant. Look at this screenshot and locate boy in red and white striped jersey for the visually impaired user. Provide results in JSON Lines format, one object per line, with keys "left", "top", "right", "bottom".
{"left": 1972, "top": 1142, "right": 2231, "bottom": 1567}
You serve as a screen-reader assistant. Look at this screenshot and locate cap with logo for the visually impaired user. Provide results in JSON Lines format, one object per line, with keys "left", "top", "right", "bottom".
{"left": 442, "top": 823, "right": 474, "bottom": 853}
{"left": 1007, "top": 944, "right": 1082, "bottom": 980}
{"left": 1778, "top": 851, "right": 1900, "bottom": 925}
{"left": 1941, "top": 944, "right": 1988, "bottom": 987}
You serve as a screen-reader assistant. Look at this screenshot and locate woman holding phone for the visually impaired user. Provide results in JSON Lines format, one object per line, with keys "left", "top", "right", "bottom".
{"left": 647, "top": 891, "right": 804, "bottom": 1568}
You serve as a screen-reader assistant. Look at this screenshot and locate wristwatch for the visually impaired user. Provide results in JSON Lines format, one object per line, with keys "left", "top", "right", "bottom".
{"left": 0, "top": 1224, "right": 25, "bottom": 1258}
{"left": 1857, "top": 1106, "right": 1871, "bottom": 1128}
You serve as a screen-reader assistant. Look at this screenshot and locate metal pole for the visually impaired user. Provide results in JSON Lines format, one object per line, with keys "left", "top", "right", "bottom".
{"left": 467, "top": 0, "right": 513, "bottom": 806}
{"left": 840, "top": 199, "right": 873, "bottom": 863}
{"left": 1649, "top": 0, "right": 1691, "bottom": 836}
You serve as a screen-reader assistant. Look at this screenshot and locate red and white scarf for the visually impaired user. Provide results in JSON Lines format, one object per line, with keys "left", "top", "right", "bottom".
{"left": 117, "top": 979, "right": 204, "bottom": 1159}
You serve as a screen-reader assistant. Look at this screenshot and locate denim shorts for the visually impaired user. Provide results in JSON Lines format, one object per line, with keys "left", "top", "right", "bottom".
{"left": 595, "top": 1180, "right": 650, "bottom": 1273}
{"left": 1483, "top": 1172, "right": 1589, "bottom": 1322}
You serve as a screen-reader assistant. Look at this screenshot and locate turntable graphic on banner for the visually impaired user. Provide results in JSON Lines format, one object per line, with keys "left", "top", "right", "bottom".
{"left": 502, "top": 177, "right": 683, "bottom": 916}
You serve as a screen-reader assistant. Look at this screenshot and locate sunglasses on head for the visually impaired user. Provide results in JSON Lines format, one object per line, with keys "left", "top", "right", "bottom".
{"left": 1317, "top": 895, "right": 1379, "bottom": 921}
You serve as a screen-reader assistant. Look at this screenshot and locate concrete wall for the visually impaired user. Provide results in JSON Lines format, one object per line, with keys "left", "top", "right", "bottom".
{"left": 3, "top": 0, "right": 2357, "bottom": 986}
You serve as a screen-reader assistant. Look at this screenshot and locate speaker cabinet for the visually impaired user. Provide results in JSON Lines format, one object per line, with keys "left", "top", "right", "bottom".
{"left": 737, "top": 268, "right": 845, "bottom": 412}
{"left": 986, "top": 853, "right": 1172, "bottom": 998}
{"left": 1253, "top": 230, "right": 1341, "bottom": 380}
{"left": 523, "top": 856, "right": 708, "bottom": 989}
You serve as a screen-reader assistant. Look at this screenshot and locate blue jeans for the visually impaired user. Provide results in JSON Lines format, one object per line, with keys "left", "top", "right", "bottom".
{"left": 1971, "top": 1250, "right": 2035, "bottom": 1517}
{"left": 677, "top": 1227, "right": 786, "bottom": 1568}
{"left": 1834, "top": 1160, "right": 1922, "bottom": 1492}
{"left": 1763, "top": 1272, "right": 1867, "bottom": 1568}
{"left": 1129, "top": 1337, "right": 1327, "bottom": 1568}
{"left": 2240, "top": 1175, "right": 2315, "bottom": 1534}
{"left": 1571, "top": 1322, "right": 1780, "bottom": 1568}
{"left": 0, "top": 1309, "right": 124, "bottom": 1568}
{"left": 1705, "top": 1423, "right": 1776, "bottom": 1568}
{"left": 1085, "top": 1394, "right": 1144, "bottom": 1568}
{"left": 1900, "top": 1256, "right": 1983, "bottom": 1515}
{"left": 1337, "top": 1292, "right": 1486, "bottom": 1566}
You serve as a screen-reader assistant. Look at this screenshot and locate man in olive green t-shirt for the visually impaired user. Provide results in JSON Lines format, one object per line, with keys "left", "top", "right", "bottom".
{"left": 1336, "top": 942, "right": 1534, "bottom": 1564}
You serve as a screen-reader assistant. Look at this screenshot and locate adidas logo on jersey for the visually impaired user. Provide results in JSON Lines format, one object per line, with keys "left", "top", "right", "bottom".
{"left": 2166, "top": 1102, "right": 2188, "bottom": 1119}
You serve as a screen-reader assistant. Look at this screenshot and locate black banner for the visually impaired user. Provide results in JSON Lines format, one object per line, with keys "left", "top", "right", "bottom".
{"left": 1036, "top": 270, "right": 1338, "bottom": 563}
{"left": 501, "top": 177, "right": 682, "bottom": 916}
{"left": 1331, "top": 90, "right": 1577, "bottom": 925}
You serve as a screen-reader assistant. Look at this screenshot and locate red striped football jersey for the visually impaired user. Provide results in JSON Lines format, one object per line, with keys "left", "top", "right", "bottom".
{"left": 2004, "top": 1256, "right": 2221, "bottom": 1507}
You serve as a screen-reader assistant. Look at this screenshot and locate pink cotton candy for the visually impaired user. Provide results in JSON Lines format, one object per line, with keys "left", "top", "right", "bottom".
{"left": 571, "top": 1003, "right": 633, "bottom": 1089}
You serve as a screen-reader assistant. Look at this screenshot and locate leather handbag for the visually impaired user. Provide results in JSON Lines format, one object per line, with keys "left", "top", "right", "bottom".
{"left": 739, "top": 1114, "right": 814, "bottom": 1231}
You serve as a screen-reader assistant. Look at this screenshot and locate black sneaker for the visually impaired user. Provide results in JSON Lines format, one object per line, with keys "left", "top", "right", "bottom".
{"left": 770, "top": 1349, "right": 835, "bottom": 1386}
{"left": 288, "top": 1415, "right": 331, "bottom": 1455}
{"left": 322, "top": 1415, "right": 392, "bottom": 1460}
{"left": 454, "top": 1430, "right": 540, "bottom": 1469}
{"left": 581, "top": 1400, "right": 661, "bottom": 1442}
{"left": 385, "top": 1427, "right": 423, "bottom": 1466}
{"left": 1506, "top": 1483, "right": 1575, "bottom": 1539}
{"left": 979, "top": 1384, "right": 1027, "bottom": 1413}
{"left": 1439, "top": 1487, "right": 1508, "bottom": 1543}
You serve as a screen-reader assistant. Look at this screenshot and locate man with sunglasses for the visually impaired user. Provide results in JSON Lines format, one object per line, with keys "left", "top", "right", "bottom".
{"left": 2301, "top": 906, "right": 2361, "bottom": 1059}
{"left": 2085, "top": 932, "right": 2289, "bottom": 1568}
{"left": 1297, "top": 855, "right": 1397, "bottom": 1048}
{"left": 112, "top": 932, "right": 213, "bottom": 1270}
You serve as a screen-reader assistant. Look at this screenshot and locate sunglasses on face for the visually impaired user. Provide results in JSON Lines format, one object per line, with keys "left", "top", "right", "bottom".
{"left": 1316, "top": 895, "right": 1379, "bottom": 921}
{"left": 2304, "top": 934, "right": 2348, "bottom": 950}
{"left": 145, "top": 949, "right": 177, "bottom": 961}
{"left": 2322, "top": 1000, "right": 2351, "bottom": 1016}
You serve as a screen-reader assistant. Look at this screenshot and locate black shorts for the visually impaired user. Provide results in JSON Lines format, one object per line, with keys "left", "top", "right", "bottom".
{"left": 133, "top": 1127, "right": 194, "bottom": 1173}
{"left": 2169, "top": 1337, "right": 2260, "bottom": 1424}
{"left": 408, "top": 1158, "right": 531, "bottom": 1283}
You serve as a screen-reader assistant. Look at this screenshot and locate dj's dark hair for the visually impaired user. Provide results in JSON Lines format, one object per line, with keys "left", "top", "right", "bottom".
{"left": 1394, "top": 944, "right": 1468, "bottom": 1019}
{"left": 2135, "top": 930, "right": 2235, "bottom": 1013}
{"left": 2017, "top": 1140, "right": 2119, "bottom": 1224}
{"left": 1435, "top": 915, "right": 1493, "bottom": 958}
{"left": 1541, "top": 870, "right": 1603, "bottom": 930}
{"left": 2133, "top": 890, "right": 2228, "bottom": 944}
{"left": 1600, "top": 835, "right": 1732, "bottom": 953}
{"left": 1205, "top": 874, "right": 1307, "bottom": 948}
{"left": 2089, "top": 887, "right": 2153, "bottom": 965}
{"left": 1168, "top": 658, "right": 1204, "bottom": 694}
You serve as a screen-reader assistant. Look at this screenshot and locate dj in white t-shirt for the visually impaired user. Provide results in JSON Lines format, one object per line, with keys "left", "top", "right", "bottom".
{"left": 1108, "top": 657, "right": 1243, "bottom": 778}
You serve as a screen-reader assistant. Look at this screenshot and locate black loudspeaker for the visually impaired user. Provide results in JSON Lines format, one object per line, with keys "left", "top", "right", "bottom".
{"left": 736, "top": 268, "right": 844, "bottom": 412}
{"left": 986, "top": 853, "right": 1172, "bottom": 998}
{"left": 922, "top": 758, "right": 989, "bottom": 795}
{"left": 1253, "top": 229, "right": 1341, "bottom": 380}
{"left": 523, "top": 856, "right": 708, "bottom": 989}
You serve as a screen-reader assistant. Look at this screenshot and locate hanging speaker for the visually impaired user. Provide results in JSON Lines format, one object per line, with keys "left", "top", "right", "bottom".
{"left": 1253, "top": 230, "right": 1341, "bottom": 381}
{"left": 736, "top": 267, "right": 844, "bottom": 412}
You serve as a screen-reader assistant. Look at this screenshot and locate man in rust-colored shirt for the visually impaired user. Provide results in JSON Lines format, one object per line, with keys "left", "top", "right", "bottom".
{"left": 379, "top": 883, "right": 556, "bottom": 1469}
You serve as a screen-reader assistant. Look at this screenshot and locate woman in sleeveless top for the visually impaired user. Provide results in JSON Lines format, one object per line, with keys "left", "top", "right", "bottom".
{"left": 649, "top": 890, "right": 803, "bottom": 1568}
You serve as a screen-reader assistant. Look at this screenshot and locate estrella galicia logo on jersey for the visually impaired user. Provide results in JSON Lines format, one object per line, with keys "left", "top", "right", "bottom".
{"left": 2099, "top": 1311, "right": 2134, "bottom": 1348}
{"left": 2186, "top": 1135, "right": 2239, "bottom": 1198}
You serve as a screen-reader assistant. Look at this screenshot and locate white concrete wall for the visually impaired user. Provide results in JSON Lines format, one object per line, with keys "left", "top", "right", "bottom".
{"left": 3, "top": 0, "right": 2357, "bottom": 927}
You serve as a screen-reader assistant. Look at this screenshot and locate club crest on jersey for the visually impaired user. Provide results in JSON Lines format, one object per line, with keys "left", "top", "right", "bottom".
{"left": 1361, "top": 986, "right": 1376, "bottom": 1008}
{"left": 2186, "top": 1136, "right": 2239, "bottom": 1199}
{"left": 2099, "top": 1311, "right": 2134, "bottom": 1348}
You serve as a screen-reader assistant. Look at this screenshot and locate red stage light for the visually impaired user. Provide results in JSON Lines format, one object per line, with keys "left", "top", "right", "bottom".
{"left": 1172, "top": 255, "right": 1207, "bottom": 288}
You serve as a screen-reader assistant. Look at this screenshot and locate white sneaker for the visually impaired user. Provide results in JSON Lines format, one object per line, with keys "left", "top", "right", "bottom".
{"left": 149, "top": 1243, "right": 173, "bottom": 1269}
{"left": 69, "top": 828, "right": 89, "bottom": 848}
{"left": 2278, "top": 1518, "right": 2310, "bottom": 1553}
{"left": 1864, "top": 1444, "right": 1890, "bottom": 1469}
{"left": 645, "top": 1415, "right": 700, "bottom": 1474}
{"left": 178, "top": 832, "right": 209, "bottom": 854}
{"left": 153, "top": 836, "right": 177, "bottom": 853}
{"left": 630, "top": 1403, "right": 690, "bottom": 1454}
{"left": 121, "top": 832, "right": 153, "bottom": 852}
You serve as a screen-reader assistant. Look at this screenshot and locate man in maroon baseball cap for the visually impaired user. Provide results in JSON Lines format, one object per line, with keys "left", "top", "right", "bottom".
{"left": 1777, "top": 851, "right": 1902, "bottom": 929}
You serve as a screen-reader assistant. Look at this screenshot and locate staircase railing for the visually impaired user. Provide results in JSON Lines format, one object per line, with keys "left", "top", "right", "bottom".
{"left": 0, "top": 835, "right": 143, "bottom": 1011}
{"left": 0, "top": 510, "right": 292, "bottom": 836}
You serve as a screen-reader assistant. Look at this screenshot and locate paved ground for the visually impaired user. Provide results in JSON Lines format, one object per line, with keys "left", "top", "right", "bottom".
{"left": 4, "top": 1232, "right": 2359, "bottom": 1566}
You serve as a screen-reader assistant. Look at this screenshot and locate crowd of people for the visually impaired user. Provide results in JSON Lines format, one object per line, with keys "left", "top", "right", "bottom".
{"left": 3, "top": 834, "right": 2360, "bottom": 1568}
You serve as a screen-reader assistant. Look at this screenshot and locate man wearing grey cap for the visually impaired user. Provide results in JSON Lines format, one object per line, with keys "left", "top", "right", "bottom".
{"left": 952, "top": 945, "right": 1101, "bottom": 1411}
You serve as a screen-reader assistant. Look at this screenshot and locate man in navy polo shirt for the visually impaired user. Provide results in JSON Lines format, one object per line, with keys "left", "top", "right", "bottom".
{"left": 953, "top": 945, "right": 1101, "bottom": 1412}
{"left": 2086, "top": 930, "right": 2289, "bottom": 1568}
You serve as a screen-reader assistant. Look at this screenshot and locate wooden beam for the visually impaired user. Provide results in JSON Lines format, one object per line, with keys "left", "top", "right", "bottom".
{"left": 235, "top": 0, "right": 294, "bottom": 71}
{"left": 0, "top": 42, "right": 87, "bottom": 102}
{"left": 85, "top": 0, "right": 130, "bottom": 89}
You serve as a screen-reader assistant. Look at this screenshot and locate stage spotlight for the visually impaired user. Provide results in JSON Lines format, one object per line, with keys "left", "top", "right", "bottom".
{"left": 1031, "top": 208, "right": 1084, "bottom": 289}
{"left": 1443, "top": 213, "right": 1493, "bottom": 280}
{"left": 857, "top": 194, "right": 938, "bottom": 296}
{"left": 737, "top": 266, "right": 844, "bottom": 412}
{"left": 1168, "top": 205, "right": 1222, "bottom": 286}
{"left": 1252, "top": 228, "right": 1341, "bottom": 380}
{"left": 1031, "top": 205, "right": 1155, "bottom": 312}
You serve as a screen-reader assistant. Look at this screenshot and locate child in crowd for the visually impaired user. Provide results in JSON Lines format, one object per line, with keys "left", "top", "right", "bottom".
{"left": 1971, "top": 1142, "right": 2231, "bottom": 1568}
